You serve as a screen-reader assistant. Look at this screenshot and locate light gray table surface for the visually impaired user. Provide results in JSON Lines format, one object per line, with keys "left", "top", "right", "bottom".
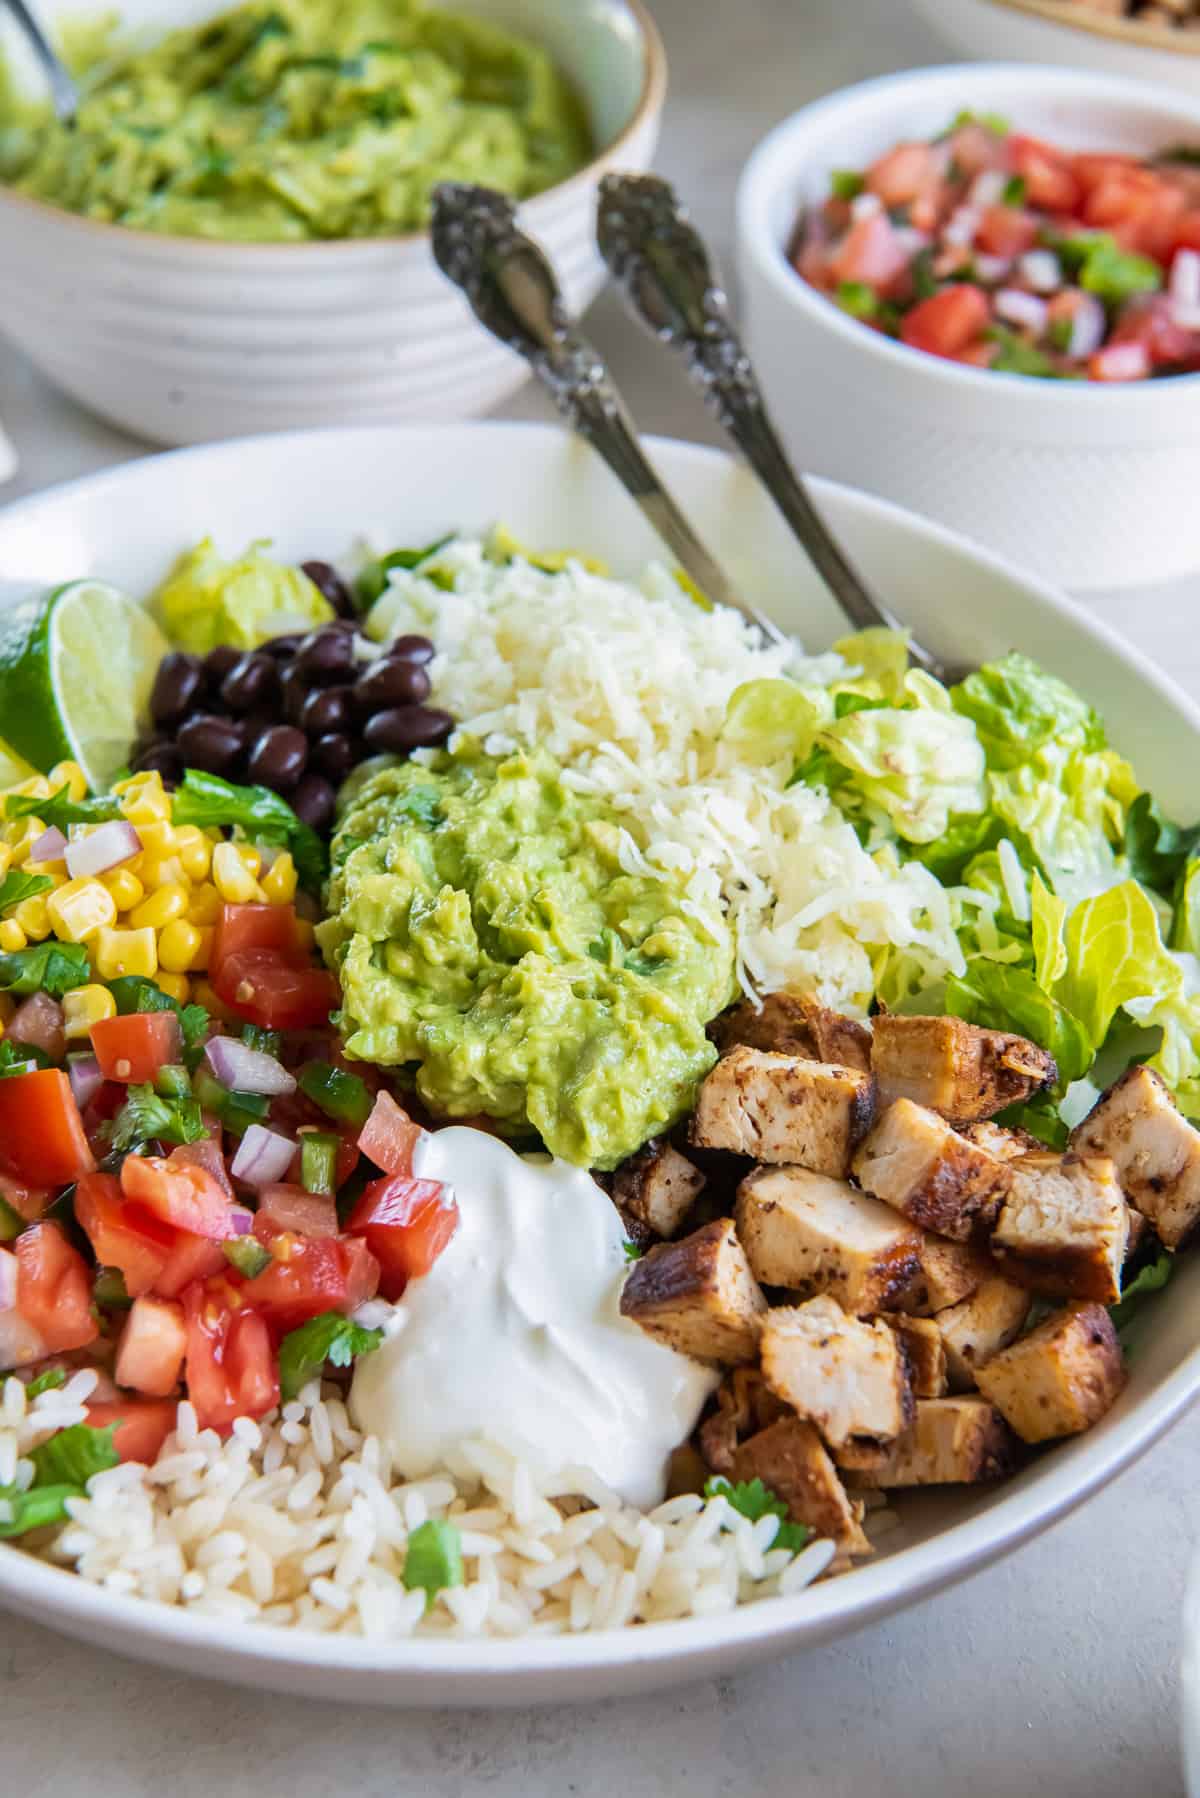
{"left": 1, "top": 1, "right": 1198, "bottom": 1792}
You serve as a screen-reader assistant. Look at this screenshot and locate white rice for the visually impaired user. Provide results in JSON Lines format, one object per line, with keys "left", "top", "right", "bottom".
{"left": 2, "top": 1376, "right": 836, "bottom": 1638}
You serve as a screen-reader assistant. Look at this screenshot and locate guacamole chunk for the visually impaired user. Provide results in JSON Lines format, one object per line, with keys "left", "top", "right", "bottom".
{"left": 318, "top": 748, "right": 736, "bottom": 1169}
{"left": 0, "top": 0, "right": 591, "bottom": 240}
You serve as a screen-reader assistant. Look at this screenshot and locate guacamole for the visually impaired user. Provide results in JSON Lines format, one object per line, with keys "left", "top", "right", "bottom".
{"left": 318, "top": 748, "right": 736, "bottom": 1169}
{"left": 0, "top": 0, "right": 590, "bottom": 240}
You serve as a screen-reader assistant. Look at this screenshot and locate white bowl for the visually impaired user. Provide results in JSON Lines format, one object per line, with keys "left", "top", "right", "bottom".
{"left": 1, "top": 420, "right": 1200, "bottom": 1703}
{"left": 0, "top": 0, "right": 665, "bottom": 445}
{"left": 1184, "top": 1552, "right": 1200, "bottom": 1795}
{"left": 736, "top": 63, "right": 1200, "bottom": 590}
{"left": 912, "top": 0, "right": 1200, "bottom": 96}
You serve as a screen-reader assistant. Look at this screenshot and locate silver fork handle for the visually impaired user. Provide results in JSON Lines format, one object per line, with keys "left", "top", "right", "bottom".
{"left": 3, "top": 0, "right": 78, "bottom": 120}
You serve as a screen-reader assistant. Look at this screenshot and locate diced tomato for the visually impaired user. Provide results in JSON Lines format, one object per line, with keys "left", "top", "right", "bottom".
{"left": 255, "top": 1184, "right": 339, "bottom": 1239}
{"left": 0, "top": 1069, "right": 95, "bottom": 1185}
{"left": 1010, "top": 135, "right": 1081, "bottom": 214}
{"left": 151, "top": 1229, "right": 227, "bottom": 1300}
{"left": 866, "top": 141, "right": 941, "bottom": 208}
{"left": 1172, "top": 212, "right": 1200, "bottom": 256}
{"left": 357, "top": 1090, "right": 424, "bottom": 1178}
{"left": 0, "top": 1165, "right": 53, "bottom": 1224}
{"left": 86, "top": 1396, "right": 177, "bottom": 1464}
{"left": 114, "top": 1296, "right": 187, "bottom": 1397}
{"left": 1089, "top": 340, "right": 1152, "bottom": 382}
{"left": 900, "top": 284, "right": 991, "bottom": 359}
{"left": 120, "top": 1154, "right": 237, "bottom": 1241}
{"left": 948, "top": 122, "right": 1009, "bottom": 178}
{"left": 182, "top": 1283, "right": 279, "bottom": 1434}
{"left": 90, "top": 1011, "right": 182, "bottom": 1084}
{"left": 976, "top": 205, "right": 1039, "bottom": 259}
{"left": 346, "top": 1175, "right": 458, "bottom": 1301}
{"left": 954, "top": 341, "right": 998, "bottom": 368}
{"left": 1110, "top": 294, "right": 1200, "bottom": 370}
{"left": 14, "top": 1222, "right": 97, "bottom": 1353}
{"left": 213, "top": 951, "right": 339, "bottom": 1032}
{"left": 211, "top": 902, "right": 305, "bottom": 971}
{"left": 1072, "top": 151, "right": 1142, "bottom": 196}
{"left": 76, "top": 1172, "right": 173, "bottom": 1297}
{"left": 167, "top": 1133, "right": 235, "bottom": 1199}
{"left": 829, "top": 211, "right": 910, "bottom": 295}
{"left": 241, "top": 1231, "right": 378, "bottom": 1332}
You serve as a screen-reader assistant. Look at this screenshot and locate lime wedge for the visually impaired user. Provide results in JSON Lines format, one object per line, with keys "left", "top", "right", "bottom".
{"left": 0, "top": 580, "right": 167, "bottom": 792}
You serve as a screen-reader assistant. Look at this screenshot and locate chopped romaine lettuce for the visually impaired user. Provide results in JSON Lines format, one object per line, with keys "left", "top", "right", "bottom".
{"left": 721, "top": 678, "right": 831, "bottom": 765}
{"left": 951, "top": 653, "right": 1104, "bottom": 770}
{"left": 153, "top": 537, "right": 334, "bottom": 654}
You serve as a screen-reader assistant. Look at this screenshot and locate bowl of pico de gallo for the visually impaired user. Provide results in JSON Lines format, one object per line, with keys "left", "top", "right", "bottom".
{"left": 736, "top": 63, "right": 1200, "bottom": 589}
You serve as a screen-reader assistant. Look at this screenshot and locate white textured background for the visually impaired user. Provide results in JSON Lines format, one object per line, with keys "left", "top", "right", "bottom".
{"left": 1, "top": 1, "right": 1197, "bottom": 1791}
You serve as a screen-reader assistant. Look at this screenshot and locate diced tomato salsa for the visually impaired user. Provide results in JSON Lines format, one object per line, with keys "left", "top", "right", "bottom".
{"left": 793, "top": 112, "right": 1200, "bottom": 380}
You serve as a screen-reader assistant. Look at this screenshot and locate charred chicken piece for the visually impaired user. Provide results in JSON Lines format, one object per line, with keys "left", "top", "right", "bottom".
{"left": 881, "top": 1314, "right": 949, "bottom": 1399}
{"left": 990, "top": 1152, "right": 1129, "bottom": 1304}
{"left": 612, "top": 1138, "right": 706, "bottom": 1245}
{"left": 852, "top": 1098, "right": 1013, "bottom": 1240}
{"left": 871, "top": 1013, "right": 1056, "bottom": 1122}
{"left": 699, "top": 1366, "right": 790, "bottom": 1475}
{"left": 735, "top": 1165, "right": 921, "bottom": 1315}
{"left": 1070, "top": 1064, "right": 1200, "bottom": 1250}
{"left": 711, "top": 992, "right": 872, "bottom": 1073}
{"left": 731, "top": 1416, "right": 870, "bottom": 1559}
{"left": 902, "top": 1233, "right": 990, "bottom": 1315}
{"left": 760, "top": 1296, "right": 913, "bottom": 1449}
{"left": 836, "top": 1396, "right": 1018, "bottom": 1486}
{"left": 691, "top": 1046, "right": 875, "bottom": 1177}
{"left": 934, "top": 1275, "right": 1031, "bottom": 1392}
{"left": 619, "top": 1218, "right": 766, "bottom": 1365}
{"left": 974, "top": 1303, "right": 1126, "bottom": 1444}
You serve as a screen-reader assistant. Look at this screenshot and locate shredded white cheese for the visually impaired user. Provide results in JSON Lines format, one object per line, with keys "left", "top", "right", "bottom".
{"left": 370, "top": 543, "right": 968, "bottom": 1015}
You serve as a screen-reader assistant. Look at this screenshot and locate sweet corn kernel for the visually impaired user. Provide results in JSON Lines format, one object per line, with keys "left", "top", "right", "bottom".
{"left": 140, "top": 854, "right": 186, "bottom": 892}
{"left": 155, "top": 971, "right": 191, "bottom": 1005}
{"left": 62, "top": 984, "right": 117, "bottom": 1041}
{"left": 8, "top": 819, "right": 46, "bottom": 863}
{"left": 212, "top": 842, "right": 259, "bottom": 904}
{"left": 0, "top": 844, "right": 11, "bottom": 883}
{"left": 95, "top": 926, "right": 158, "bottom": 980}
{"left": 174, "top": 827, "right": 212, "bottom": 883}
{"left": 48, "top": 761, "right": 88, "bottom": 803}
{"left": 0, "top": 920, "right": 26, "bottom": 952}
{"left": 13, "top": 896, "right": 51, "bottom": 941}
{"left": 261, "top": 852, "right": 297, "bottom": 906}
{"left": 135, "top": 820, "right": 179, "bottom": 860}
{"left": 37, "top": 859, "right": 68, "bottom": 884}
{"left": 191, "top": 978, "right": 231, "bottom": 1021}
{"left": 158, "top": 918, "right": 203, "bottom": 973}
{"left": 102, "top": 867, "right": 145, "bottom": 913}
{"left": 186, "top": 885, "right": 222, "bottom": 927}
{"left": 129, "top": 882, "right": 188, "bottom": 931}
{"left": 234, "top": 843, "right": 262, "bottom": 880}
{"left": 46, "top": 878, "right": 117, "bottom": 944}
{"left": 116, "top": 771, "right": 171, "bottom": 824}
{"left": 189, "top": 926, "right": 214, "bottom": 972}
{"left": 8, "top": 775, "right": 51, "bottom": 802}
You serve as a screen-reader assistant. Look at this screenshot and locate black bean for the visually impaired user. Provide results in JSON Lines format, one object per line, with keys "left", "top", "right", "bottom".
{"left": 363, "top": 706, "right": 454, "bottom": 754}
{"left": 355, "top": 658, "right": 431, "bottom": 715}
{"left": 294, "top": 628, "right": 357, "bottom": 686}
{"left": 133, "top": 741, "right": 184, "bottom": 784}
{"left": 242, "top": 710, "right": 280, "bottom": 743}
{"left": 247, "top": 725, "right": 308, "bottom": 792}
{"left": 177, "top": 714, "right": 247, "bottom": 777}
{"left": 289, "top": 773, "right": 336, "bottom": 833}
{"left": 150, "top": 652, "right": 204, "bottom": 728}
{"left": 221, "top": 651, "right": 280, "bottom": 715}
{"left": 263, "top": 633, "right": 304, "bottom": 660}
{"left": 388, "top": 634, "right": 435, "bottom": 666}
{"left": 280, "top": 662, "right": 311, "bottom": 727}
{"left": 301, "top": 559, "right": 357, "bottom": 620}
{"left": 201, "top": 644, "right": 242, "bottom": 694}
{"left": 301, "top": 685, "right": 353, "bottom": 738}
{"left": 312, "top": 732, "right": 356, "bottom": 782}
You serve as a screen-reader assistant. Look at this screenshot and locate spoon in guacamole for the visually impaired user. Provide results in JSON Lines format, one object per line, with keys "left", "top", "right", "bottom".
{"left": 1, "top": 0, "right": 77, "bottom": 121}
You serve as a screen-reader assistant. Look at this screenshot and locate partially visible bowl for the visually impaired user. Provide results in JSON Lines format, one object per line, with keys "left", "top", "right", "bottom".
{"left": 0, "top": 0, "right": 665, "bottom": 445}
{"left": 736, "top": 63, "right": 1200, "bottom": 590}
{"left": 912, "top": 0, "right": 1200, "bottom": 95}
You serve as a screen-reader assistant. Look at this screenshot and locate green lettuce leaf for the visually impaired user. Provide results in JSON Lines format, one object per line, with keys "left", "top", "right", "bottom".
{"left": 1125, "top": 793, "right": 1200, "bottom": 896}
{"left": 951, "top": 653, "right": 1105, "bottom": 770}
{"left": 945, "top": 957, "right": 1092, "bottom": 1086}
{"left": 721, "top": 678, "right": 830, "bottom": 765}
{"left": 830, "top": 628, "right": 911, "bottom": 703}
{"left": 29, "top": 1422, "right": 119, "bottom": 1488}
{"left": 813, "top": 676, "right": 987, "bottom": 844}
{"left": 1055, "top": 881, "right": 1182, "bottom": 1047}
{"left": 152, "top": 537, "right": 334, "bottom": 654}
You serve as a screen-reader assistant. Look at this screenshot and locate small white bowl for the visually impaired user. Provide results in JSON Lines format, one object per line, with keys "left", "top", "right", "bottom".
{"left": 912, "top": 0, "right": 1200, "bottom": 97}
{"left": 0, "top": 0, "right": 665, "bottom": 445}
{"left": 736, "top": 63, "right": 1200, "bottom": 590}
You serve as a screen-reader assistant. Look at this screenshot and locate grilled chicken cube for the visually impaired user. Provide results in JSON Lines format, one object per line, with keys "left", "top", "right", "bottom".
{"left": 712, "top": 992, "right": 872, "bottom": 1073}
{"left": 699, "top": 1366, "right": 790, "bottom": 1475}
{"left": 934, "top": 1275, "right": 1031, "bottom": 1392}
{"left": 731, "top": 1416, "right": 870, "bottom": 1557}
{"left": 958, "top": 1119, "right": 1043, "bottom": 1161}
{"left": 612, "top": 1139, "right": 706, "bottom": 1244}
{"left": 975, "top": 1303, "right": 1126, "bottom": 1444}
{"left": 1125, "top": 1206, "right": 1150, "bottom": 1263}
{"left": 837, "top": 1397, "right": 1018, "bottom": 1486}
{"left": 691, "top": 1046, "right": 875, "bottom": 1177}
{"left": 881, "top": 1314, "right": 949, "bottom": 1398}
{"left": 852, "top": 1098, "right": 1013, "bottom": 1240}
{"left": 619, "top": 1218, "right": 766, "bottom": 1365}
{"left": 902, "top": 1233, "right": 989, "bottom": 1315}
{"left": 871, "top": 1013, "right": 1056, "bottom": 1121}
{"left": 990, "top": 1153, "right": 1129, "bottom": 1304}
{"left": 761, "top": 1296, "right": 913, "bottom": 1448}
{"left": 1071, "top": 1064, "right": 1200, "bottom": 1249}
{"left": 735, "top": 1166, "right": 921, "bottom": 1315}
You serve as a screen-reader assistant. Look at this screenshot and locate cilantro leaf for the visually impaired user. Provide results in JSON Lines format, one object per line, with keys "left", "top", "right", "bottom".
{"left": 107, "top": 1082, "right": 205, "bottom": 1152}
{"left": 703, "top": 1475, "right": 811, "bottom": 1555}
{"left": 355, "top": 536, "right": 455, "bottom": 607}
{"left": 0, "top": 1039, "right": 45, "bottom": 1079}
{"left": 829, "top": 169, "right": 865, "bottom": 201}
{"left": 402, "top": 1518, "right": 464, "bottom": 1608}
{"left": 241, "top": 1023, "right": 282, "bottom": 1057}
{"left": 4, "top": 786, "right": 121, "bottom": 829}
{"left": 621, "top": 1239, "right": 644, "bottom": 1262}
{"left": 171, "top": 769, "right": 327, "bottom": 890}
{"left": 0, "top": 941, "right": 91, "bottom": 998}
{"left": 277, "top": 1310, "right": 385, "bottom": 1401}
{"left": 0, "top": 1482, "right": 81, "bottom": 1538}
{"left": 24, "top": 1368, "right": 66, "bottom": 1399}
{"left": 0, "top": 869, "right": 54, "bottom": 916}
{"left": 1110, "top": 1249, "right": 1174, "bottom": 1340}
{"left": 30, "top": 1422, "right": 120, "bottom": 1488}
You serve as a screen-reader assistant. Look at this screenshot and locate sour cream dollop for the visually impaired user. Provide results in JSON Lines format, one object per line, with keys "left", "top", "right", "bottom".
{"left": 349, "top": 1127, "right": 718, "bottom": 1508}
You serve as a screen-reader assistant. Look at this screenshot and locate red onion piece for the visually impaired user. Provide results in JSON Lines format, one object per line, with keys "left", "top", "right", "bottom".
{"left": 29, "top": 826, "right": 67, "bottom": 863}
{"left": 66, "top": 1052, "right": 104, "bottom": 1111}
{"left": 230, "top": 1125, "right": 296, "bottom": 1189}
{"left": 228, "top": 1208, "right": 255, "bottom": 1236}
{"left": 9, "top": 992, "right": 65, "bottom": 1063}
{"left": 204, "top": 1036, "right": 297, "bottom": 1097}
{"left": 1019, "top": 249, "right": 1061, "bottom": 294}
{"left": 1068, "top": 294, "right": 1107, "bottom": 362}
{"left": 65, "top": 820, "right": 142, "bottom": 881}
{"left": 994, "top": 289, "right": 1048, "bottom": 335}
{"left": 1171, "top": 248, "right": 1200, "bottom": 312}
{"left": 0, "top": 1247, "right": 17, "bottom": 1312}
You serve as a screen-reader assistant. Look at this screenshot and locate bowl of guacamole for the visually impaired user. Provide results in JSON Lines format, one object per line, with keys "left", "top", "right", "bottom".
{"left": 0, "top": 0, "right": 665, "bottom": 438}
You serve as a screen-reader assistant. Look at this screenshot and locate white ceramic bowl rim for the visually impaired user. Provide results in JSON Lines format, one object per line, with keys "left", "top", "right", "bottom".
{"left": 0, "top": 0, "right": 666, "bottom": 255}
{"left": 2, "top": 420, "right": 1200, "bottom": 1695}
{"left": 987, "top": 0, "right": 1200, "bottom": 57}
{"left": 737, "top": 60, "right": 1200, "bottom": 406}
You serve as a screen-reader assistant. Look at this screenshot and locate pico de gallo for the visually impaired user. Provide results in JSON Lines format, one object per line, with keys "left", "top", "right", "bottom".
{"left": 0, "top": 761, "right": 458, "bottom": 1468}
{"left": 792, "top": 111, "right": 1200, "bottom": 380}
